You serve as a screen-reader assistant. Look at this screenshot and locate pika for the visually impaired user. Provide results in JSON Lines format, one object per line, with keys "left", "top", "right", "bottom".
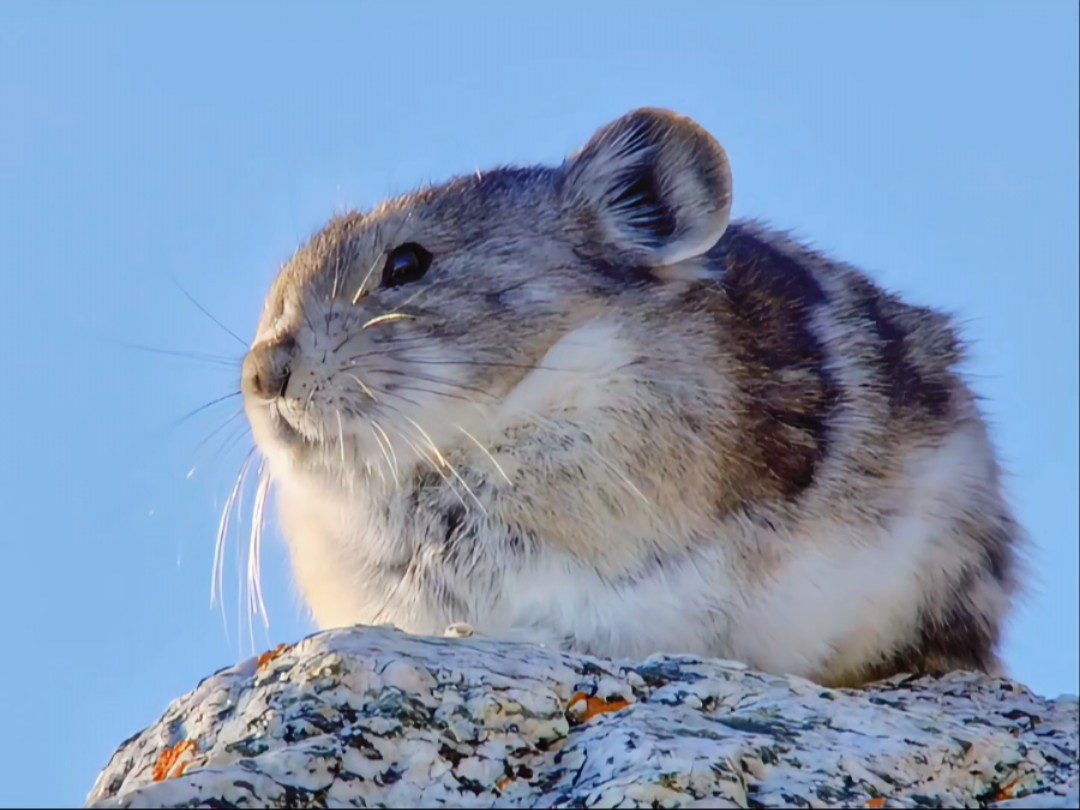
{"left": 241, "top": 108, "right": 1024, "bottom": 687}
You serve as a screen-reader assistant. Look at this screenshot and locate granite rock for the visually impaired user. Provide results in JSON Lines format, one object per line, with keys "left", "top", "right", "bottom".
{"left": 86, "top": 626, "right": 1079, "bottom": 808}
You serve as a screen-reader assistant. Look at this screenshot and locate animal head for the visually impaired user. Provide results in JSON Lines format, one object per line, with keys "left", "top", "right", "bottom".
{"left": 241, "top": 108, "right": 732, "bottom": 484}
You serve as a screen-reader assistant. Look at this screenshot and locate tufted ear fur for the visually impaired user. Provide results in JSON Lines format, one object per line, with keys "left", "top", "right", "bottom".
{"left": 562, "top": 108, "right": 733, "bottom": 267}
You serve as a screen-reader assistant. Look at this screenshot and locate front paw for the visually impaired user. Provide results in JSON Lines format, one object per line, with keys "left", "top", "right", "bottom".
{"left": 443, "top": 622, "right": 477, "bottom": 639}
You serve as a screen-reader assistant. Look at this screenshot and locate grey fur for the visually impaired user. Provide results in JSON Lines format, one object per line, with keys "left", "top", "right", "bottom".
{"left": 240, "top": 108, "right": 1025, "bottom": 688}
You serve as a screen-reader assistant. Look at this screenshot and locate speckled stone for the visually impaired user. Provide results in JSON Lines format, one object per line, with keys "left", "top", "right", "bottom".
{"left": 86, "top": 626, "right": 1079, "bottom": 809}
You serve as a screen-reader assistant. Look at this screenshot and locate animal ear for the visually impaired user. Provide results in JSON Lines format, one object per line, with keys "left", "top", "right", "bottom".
{"left": 563, "top": 108, "right": 732, "bottom": 266}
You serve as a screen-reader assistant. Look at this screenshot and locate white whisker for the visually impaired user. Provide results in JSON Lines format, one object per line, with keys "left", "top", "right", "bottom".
{"left": 388, "top": 276, "right": 447, "bottom": 314}
{"left": 246, "top": 460, "right": 272, "bottom": 642}
{"left": 400, "top": 415, "right": 487, "bottom": 516}
{"left": 335, "top": 409, "right": 347, "bottom": 466}
{"left": 370, "top": 419, "right": 400, "bottom": 481}
{"left": 393, "top": 427, "right": 472, "bottom": 512}
{"left": 400, "top": 414, "right": 449, "bottom": 468}
{"left": 362, "top": 312, "right": 416, "bottom": 329}
{"left": 345, "top": 372, "right": 379, "bottom": 402}
{"left": 454, "top": 423, "right": 512, "bottom": 486}
{"left": 213, "top": 447, "right": 258, "bottom": 645}
{"left": 330, "top": 249, "right": 340, "bottom": 301}
{"left": 366, "top": 426, "right": 389, "bottom": 484}
{"left": 351, "top": 255, "right": 381, "bottom": 305}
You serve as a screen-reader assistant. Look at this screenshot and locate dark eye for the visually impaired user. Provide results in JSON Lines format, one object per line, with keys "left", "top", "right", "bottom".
{"left": 381, "top": 242, "right": 433, "bottom": 289}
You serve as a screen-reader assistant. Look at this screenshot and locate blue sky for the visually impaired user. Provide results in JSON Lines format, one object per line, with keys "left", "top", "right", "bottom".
{"left": 1, "top": 2, "right": 1076, "bottom": 805}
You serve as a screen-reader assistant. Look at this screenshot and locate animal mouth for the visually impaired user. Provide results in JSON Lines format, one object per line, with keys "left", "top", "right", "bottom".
{"left": 263, "top": 394, "right": 368, "bottom": 461}
{"left": 263, "top": 398, "right": 312, "bottom": 446}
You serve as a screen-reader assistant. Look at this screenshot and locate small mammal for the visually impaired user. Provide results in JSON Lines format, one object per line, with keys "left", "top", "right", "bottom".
{"left": 241, "top": 108, "right": 1023, "bottom": 687}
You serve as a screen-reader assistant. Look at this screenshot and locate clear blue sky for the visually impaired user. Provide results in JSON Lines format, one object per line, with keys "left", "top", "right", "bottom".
{"left": 1, "top": 2, "right": 1076, "bottom": 806}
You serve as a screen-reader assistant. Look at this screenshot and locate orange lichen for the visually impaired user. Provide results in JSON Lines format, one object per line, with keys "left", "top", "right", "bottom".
{"left": 865, "top": 799, "right": 886, "bottom": 808}
{"left": 567, "top": 692, "right": 632, "bottom": 723}
{"left": 173, "top": 759, "right": 193, "bottom": 778}
{"left": 993, "top": 783, "right": 1018, "bottom": 802}
{"left": 257, "top": 643, "right": 290, "bottom": 670}
{"left": 496, "top": 776, "right": 512, "bottom": 791}
{"left": 152, "top": 739, "right": 199, "bottom": 782}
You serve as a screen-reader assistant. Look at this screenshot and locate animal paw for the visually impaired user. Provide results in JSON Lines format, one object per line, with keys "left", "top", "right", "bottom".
{"left": 443, "top": 622, "right": 477, "bottom": 639}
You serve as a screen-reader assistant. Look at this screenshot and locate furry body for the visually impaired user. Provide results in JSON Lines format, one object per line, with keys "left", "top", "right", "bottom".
{"left": 241, "top": 109, "right": 1022, "bottom": 687}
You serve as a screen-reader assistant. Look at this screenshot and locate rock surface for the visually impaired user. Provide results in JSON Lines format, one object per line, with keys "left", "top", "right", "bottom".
{"left": 87, "top": 626, "right": 1078, "bottom": 808}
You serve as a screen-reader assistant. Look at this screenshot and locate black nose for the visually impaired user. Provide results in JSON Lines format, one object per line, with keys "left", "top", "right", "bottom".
{"left": 242, "top": 336, "right": 296, "bottom": 400}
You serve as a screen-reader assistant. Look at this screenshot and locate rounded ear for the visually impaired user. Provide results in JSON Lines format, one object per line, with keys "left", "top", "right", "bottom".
{"left": 563, "top": 108, "right": 732, "bottom": 267}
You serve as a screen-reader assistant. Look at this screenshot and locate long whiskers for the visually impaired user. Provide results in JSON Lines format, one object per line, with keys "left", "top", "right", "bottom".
{"left": 400, "top": 356, "right": 745, "bottom": 400}
{"left": 377, "top": 368, "right": 499, "bottom": 401}
{"left": 192, "top": 408, "right": 246, "bottom": 457}
{"left": 347, "top": 390, "right": 482, "bottom": 514}
{"left": 335, "top": 409, "right": 348, "bottom": 467}
{"left": 383, "top": 384, "right": 487, "bottom": 408}
{"left": 345, "top": 373, "right": 379, "bottom": 404}
{"left": 454, "top": 423, "right": 512, "bottom": 486}
{"left": 382, "top": 373, "right": 653, "bottom": 512}
{"left": 213, "top": 447, "right": 258, "bottom": 640}
{"left": 168, "top": 391, "right": 244, "bottom": 433}
{"left": 342, "top": 336, "right": 437, "bottom": 363}
{"left": 169, "top": 273, "right": 248, "bottom": 348}
{"left": 246, "top": 460, "right": 272, "bottom": 645}
{"left": 392, "top": 428, "right": 473, "bottom": 513}
{"left": 343, "top": 366, "right": 504, "bottom": 492}
{"left": 369, "top": 419, "right": 400, "bottom": 482}
{"left": 385, "top": 276, "right": 450, "bottom": 314}
{"left": 111, "top": 340, "right": 243, "bottom": 369}
{"left": 401, "top": 415, "right": 488, "bottom": 516}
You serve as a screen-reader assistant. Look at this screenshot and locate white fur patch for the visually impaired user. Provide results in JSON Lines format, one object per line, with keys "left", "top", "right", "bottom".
{"left": 484, "top": 543, "right": 734, "bottom": 659}
{"left": 728, "top": 423, "right": 994, "bottom": 680}
{"left": 497, "top": 321, "right": 633, "bottom": 423}
{"left": 651, "top": 257, "right": 716, "bottom": 283}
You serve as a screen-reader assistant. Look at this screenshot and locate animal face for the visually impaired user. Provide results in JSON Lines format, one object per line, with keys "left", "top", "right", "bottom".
{"left": 241, "top": 109, "right": 733, "bottom": 486}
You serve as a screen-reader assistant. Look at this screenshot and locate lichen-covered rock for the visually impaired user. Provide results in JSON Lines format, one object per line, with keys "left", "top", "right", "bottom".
{"left": 86, "top": 626, "right": 1078, "bottom": 809}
